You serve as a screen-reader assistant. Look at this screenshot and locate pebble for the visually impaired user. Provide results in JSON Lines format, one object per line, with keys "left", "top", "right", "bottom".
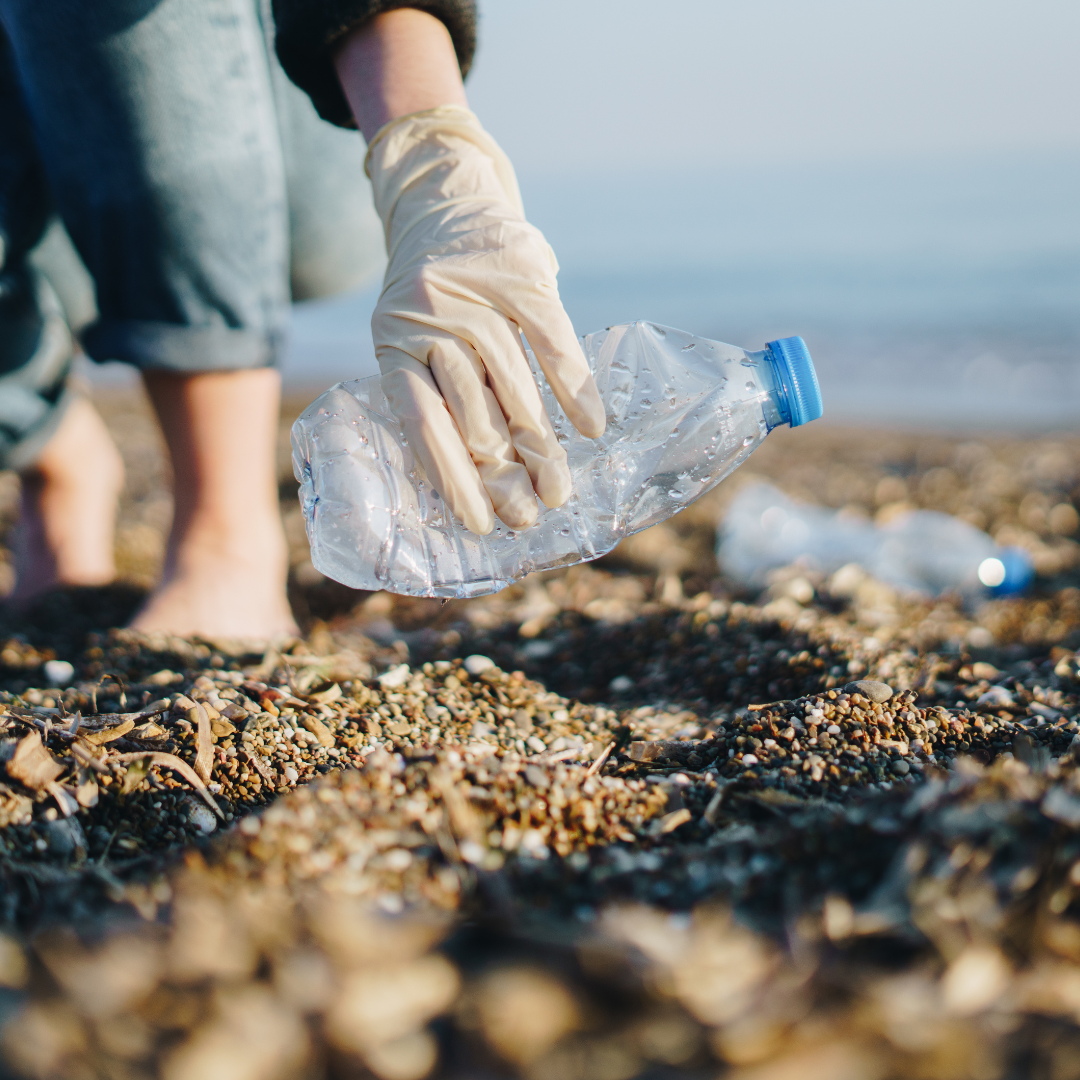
{"left": 464, "top": 654, "right": 496, "bottom": 675}
{"left": 377, "top": 663, "right": 411, "bottom": 689}
{"left": 43, "top": 659, "right": 75, "bottom": 688}
{"left": 183, "top": 798, "right": 217, "bottom": 835}
{"left": 978, "top": 686, "right": 1015, "bottom": 707}
{"left": 843, "top": 680, "right": 894, "bottom": 703}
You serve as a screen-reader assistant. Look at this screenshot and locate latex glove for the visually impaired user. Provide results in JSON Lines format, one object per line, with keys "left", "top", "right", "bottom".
{"left": 366, "top": 105, "right": 605, "bottom": 536}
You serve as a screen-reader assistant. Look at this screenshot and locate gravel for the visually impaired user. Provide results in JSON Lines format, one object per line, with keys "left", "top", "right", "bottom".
{"left": 0, "top": 410, "right": 1078, "bottom": 1077}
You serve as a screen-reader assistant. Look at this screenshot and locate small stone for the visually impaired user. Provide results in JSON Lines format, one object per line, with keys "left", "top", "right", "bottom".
{"left": 44, "top": 819, "right": 85, "bottom": 857}
{"left": 283, "top": 766, "right": 299, "bottom": 783}
{"left": 377, "top": 664, "right": 410, "bottom": 689}
{"left": 310, "top": 683, "right": 343, "bottom": 705}
{"left": 383, "top": 848, "right": 413, "bottom": 871}
{"left": 201, "top": 702, "right": 224, "bottom": 724}
{"left": 524, "top": 766, "right": 549, "bottom": 789}
{"left": 609, "top": 675, "right": 634, "bottom": 693}
{"left": 978, "top": 686, "right": 1015, "bottom": 708}
{"left": 464, "top": 655, "right": 496, "bottom": 675}
{"left": 183, "top": 798, "right": 217, "bottom": 834}
{"left": 844, "top": 680, "right": 894, "bottom": 703}
{"left": 301, "top": 715, "right": 336, "bottom": 748}
{"left": 891, "top": 759, "right": 910, "bottom": 776}
{"left": 42, "top": 660, "right": 75, "bottom": 688}
{"left": 629, "top": 739, "right": 688, "bottom": 763}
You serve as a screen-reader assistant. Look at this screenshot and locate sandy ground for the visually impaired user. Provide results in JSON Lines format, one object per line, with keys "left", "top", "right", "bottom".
{"left": 0, "top": 391, "right": 1078, "bottom": 1078}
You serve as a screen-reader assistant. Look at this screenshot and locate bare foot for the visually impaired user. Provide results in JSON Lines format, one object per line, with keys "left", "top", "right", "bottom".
{"left": 128, "top": 368, "right": 299, "bottom": 642}
{"left": 11, "top": 397, "right": 124, "bottom": 603}
{"left": 130, "top": 515, "right": 298, "bottom": 641}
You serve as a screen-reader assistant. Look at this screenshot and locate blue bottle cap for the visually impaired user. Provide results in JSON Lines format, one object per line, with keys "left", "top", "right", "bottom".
{"left": 765, "top": 336, "right": 823, "bottom": 427}
{"left": 978, "top": 546, "right": 1035, "bottom": 596}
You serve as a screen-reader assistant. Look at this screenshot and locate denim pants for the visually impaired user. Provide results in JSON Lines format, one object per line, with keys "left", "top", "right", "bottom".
{"left": 0, "top": 0, "right": 382, "bottom": 468}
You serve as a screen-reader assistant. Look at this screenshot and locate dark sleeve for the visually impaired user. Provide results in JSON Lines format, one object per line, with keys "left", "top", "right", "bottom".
{"left": 273, "top": 0, "right": 478, "bottom": 129}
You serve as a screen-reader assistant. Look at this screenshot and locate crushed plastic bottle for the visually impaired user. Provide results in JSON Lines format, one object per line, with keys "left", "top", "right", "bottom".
{"left": 717, "top": 481, "right": 1034, "bottom": 598}
{"left": 292, "top": 322, "right": 822, "bottom": 598}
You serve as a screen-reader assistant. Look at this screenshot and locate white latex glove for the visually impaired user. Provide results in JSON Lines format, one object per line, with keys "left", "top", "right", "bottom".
{"left": 365, "top": 105, "right": 606, "bottom": 536}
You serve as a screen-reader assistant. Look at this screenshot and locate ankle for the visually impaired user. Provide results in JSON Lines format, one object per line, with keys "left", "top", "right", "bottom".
{"left": 166, "top": 509, "right": 289, "bottom": 568}
{"left": 11, "top": 398, "right": 123, "bottom": 598}
{"left": 33, "top": 412, "right": 125, "bottom": 495}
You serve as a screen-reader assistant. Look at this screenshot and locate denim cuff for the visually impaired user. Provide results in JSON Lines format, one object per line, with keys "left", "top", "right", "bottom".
{"left": 0, "top": 308, "right": 75, "bottom": 472}
{"left": 0, "top": 381, "right": 76, "bottom": 472}
{"left": 82, "top": 319, "right": 284, "bottom": 373}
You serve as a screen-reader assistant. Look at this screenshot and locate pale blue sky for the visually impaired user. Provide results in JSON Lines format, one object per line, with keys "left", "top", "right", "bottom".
{"left": 467, "top": 0, "right": 1080, "bottom": 174}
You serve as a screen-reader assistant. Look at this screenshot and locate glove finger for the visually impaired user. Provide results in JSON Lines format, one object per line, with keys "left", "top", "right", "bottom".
{"left": 468, "top": 313, "right": 574, "bottom": 511}
{"left": 512, "top": 284, "right": 606, "bottom": 439}
{"left": 427, "top": 335, "right": 539, "bottom": 531}
{"left": 379, "top": 351, "right": 495, "bottom": 536}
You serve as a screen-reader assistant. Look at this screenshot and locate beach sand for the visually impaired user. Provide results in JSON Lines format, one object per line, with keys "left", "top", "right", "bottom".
{"left": 0, "top": 391, "right": 1078, "bottom": 1078}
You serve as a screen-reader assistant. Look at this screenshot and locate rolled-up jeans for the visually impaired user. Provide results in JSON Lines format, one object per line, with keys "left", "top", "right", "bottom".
{"left": 0, "top": 0, "right": 381, "bottom": 469}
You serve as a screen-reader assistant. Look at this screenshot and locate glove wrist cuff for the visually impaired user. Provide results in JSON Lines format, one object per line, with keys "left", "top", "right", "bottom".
{"left": 363, "top": 104, "right": 479, "bottom": 178}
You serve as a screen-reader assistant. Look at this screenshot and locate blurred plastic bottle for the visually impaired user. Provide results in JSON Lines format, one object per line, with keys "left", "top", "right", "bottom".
{"left": 292, "top": 322, "right": 822, "bottom": 598}
{"left": 717, "top": 482, "right": 1034, "bottom": 598}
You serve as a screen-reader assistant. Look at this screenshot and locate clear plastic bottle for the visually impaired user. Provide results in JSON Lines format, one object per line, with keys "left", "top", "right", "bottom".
{"left": 717, "top": 482, "right": 1034, "bottom": 597}
{"left": 292, "top": 322, "right": 823, "bottom": 598}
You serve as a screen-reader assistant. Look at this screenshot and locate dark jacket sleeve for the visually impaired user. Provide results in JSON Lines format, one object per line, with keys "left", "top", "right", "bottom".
{"left": 273, "top": 0, "right": 478, "bottom": 129}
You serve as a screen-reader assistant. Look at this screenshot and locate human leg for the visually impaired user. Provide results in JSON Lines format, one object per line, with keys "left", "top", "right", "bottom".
{"left": 0, "top": 26, "right": 122, "bottom": 600}
{"left": 0, "top": 0, "right": 293, "bottom": 632}
{"left": 126, "top": 14, "right": 384, "bottom": 638}
{"left": 0, "top": 268, "right": 122, "bottom": 604}
{"left": 1, "top": 0, "right": 382, "bottom": 634}
{"left": 130, "top": 368, "right": 297, "bottom": 639}
{"left": 11, "top": 397, "right": 123, "bottom": 601}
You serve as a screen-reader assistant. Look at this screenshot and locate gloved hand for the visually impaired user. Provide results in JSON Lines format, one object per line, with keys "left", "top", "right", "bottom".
{"left": 366, "top": 105, "right": 606, "bottom": 536}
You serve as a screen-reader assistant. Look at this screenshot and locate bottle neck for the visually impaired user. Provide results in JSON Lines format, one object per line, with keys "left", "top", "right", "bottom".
{"left": 746, "top": 349, "right": 786, "bottom": 430}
